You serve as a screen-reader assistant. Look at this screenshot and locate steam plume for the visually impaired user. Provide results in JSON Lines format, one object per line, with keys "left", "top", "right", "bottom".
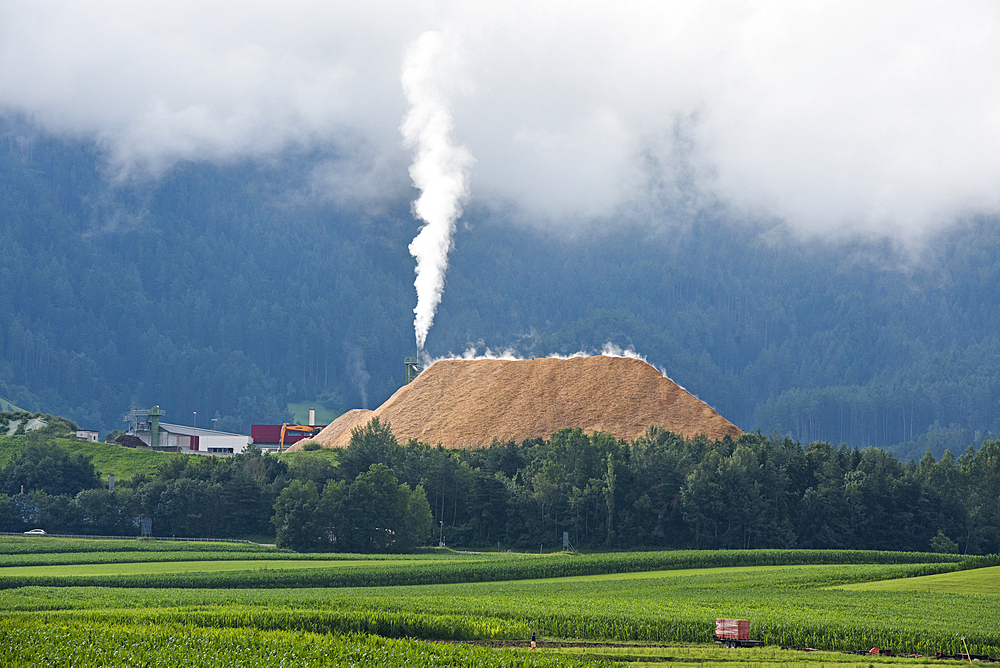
{"left": 400, "top": 31, "right": 473, "bottom": 352}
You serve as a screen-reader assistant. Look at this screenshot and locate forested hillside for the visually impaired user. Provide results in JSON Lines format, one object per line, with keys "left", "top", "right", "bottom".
{"left": 1, "top": 116, "right": 999, "bottom": 457}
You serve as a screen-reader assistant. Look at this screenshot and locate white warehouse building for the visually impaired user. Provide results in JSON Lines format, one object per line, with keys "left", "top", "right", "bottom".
{"left": 124, "top": 407, "right": 251, "bottom": 456}
{"left": 153, "top": 422, "right": 252, "bottom": 455}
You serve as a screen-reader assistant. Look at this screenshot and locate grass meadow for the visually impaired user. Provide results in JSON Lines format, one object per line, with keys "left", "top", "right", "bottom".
{"left": 0, "top": 435, "right": 338, "bottom": 482}
{"left": 0, "top": 436, "right": 185, "bottom": 480}
{"left": 836, "top": 565, "right": 1000, "bottom": 596}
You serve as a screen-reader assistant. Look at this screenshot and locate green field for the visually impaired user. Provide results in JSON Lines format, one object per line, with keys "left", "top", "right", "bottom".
{"left": 0, "top": 536, "right": 275, "bottom": 555}
{"left": 0, "top": 538, "right": 996, "bottom": 667}
{"left": 0, "top": 545, "right": 962, "bottom": 590}
{"left": 0, "top": 620, "right": 606, "bottom": 668}
{"left": 0, "top": 557, "right": 461, "bottom": 577}
{"left": 838, "top": 565, "right": 1000, "bottom": 595}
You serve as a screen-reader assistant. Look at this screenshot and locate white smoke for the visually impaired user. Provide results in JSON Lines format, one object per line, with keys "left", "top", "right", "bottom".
{"left": 426, "top": 342, "right": 676, "bottom": 382}
{"left": 400, "top": 31, "right": 474, "bottom": 352}
{"left": 346, "top": 346, "right": 370, "bottom": 409}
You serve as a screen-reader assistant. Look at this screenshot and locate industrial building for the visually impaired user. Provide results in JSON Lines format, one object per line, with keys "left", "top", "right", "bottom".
{"left": 250, "top": 424, "right": 317, "bottom": 451}
{"left": 250, "top": 407, "right": 325, "bottom": 452}
{"left": 123, "top": 406, "right": 252, "bottom": 455}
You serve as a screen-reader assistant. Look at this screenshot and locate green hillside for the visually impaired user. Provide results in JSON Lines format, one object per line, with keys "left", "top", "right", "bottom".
{"left": 3, "top": 120, "right": 1000, "bottom": 455}
{"left": 0, "top": 399, "right": 22, "bottom": 413}
{"left": 0, "top": 436, "right": 183, "bottom": 482}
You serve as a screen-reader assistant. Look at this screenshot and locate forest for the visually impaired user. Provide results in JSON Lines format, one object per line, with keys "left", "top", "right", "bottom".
{"left": 2, "top": 424, "right": 997, "bottom": 555}
{"left": 1, "top": 116, "right": 1000, "bottom": 459}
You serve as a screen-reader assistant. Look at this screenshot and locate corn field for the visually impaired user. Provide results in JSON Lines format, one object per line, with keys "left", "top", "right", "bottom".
{"left": 0, "top": 619, "right": 609, "bottom": 668}
{"left": 0, "top": 539, "right": 996, "bottom": 663}
{"left": 0, "top": 546, "right": 964, "bottom": 589}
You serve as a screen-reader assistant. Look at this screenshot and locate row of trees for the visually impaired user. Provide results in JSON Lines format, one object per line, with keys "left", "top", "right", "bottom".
{"left": 319, "top": 419, "right": 999, "bottom": 554}
{"left": 271, "top": 465, "right": 432, "bottom": 552}
{"left": 0, "top": 434, "right": 287, "bottom": 537}
{"left": 2, "top": 422, "right": 999, "bottom": 554}
{"left": 0, "top": 430, "right": 434, "bottom": 550}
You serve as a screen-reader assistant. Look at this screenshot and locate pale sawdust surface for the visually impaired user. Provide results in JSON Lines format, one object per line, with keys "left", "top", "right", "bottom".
{"left": 288, "top": 409, "right": 372, "bottom": 452}
{"left": 308, "top": 356, "right": 742, "bottom": 450}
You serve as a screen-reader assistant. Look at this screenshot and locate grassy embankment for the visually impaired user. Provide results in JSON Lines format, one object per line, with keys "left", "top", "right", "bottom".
{"left": 0, "top": 433, "right": 341, "bottom": 483}
{"left": 0, "top": 436, "right": 185, "bottom": 481}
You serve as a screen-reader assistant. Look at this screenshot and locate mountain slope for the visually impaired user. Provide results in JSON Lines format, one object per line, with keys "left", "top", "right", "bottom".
{"left": 2, "top": 117, "right": 1000, "bottom": 456}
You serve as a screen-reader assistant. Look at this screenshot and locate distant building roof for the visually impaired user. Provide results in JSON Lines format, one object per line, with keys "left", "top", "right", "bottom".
{"left": 159, "top": 422, "right": 247, "bottom": 438}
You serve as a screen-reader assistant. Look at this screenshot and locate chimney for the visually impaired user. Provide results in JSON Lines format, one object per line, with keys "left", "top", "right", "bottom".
{"left": 308, "top": 408, "right": 315, "bottom": 427}
{"left": 405, "top": 356, "right": 419, "bottom": 384}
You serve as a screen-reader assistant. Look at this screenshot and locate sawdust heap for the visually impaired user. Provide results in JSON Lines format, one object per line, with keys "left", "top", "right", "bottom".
{"left": 301, "top": 356, "right": 741, "bottom": 450}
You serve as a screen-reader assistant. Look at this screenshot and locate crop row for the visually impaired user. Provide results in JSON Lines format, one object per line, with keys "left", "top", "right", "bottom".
{"left": 0, "top": 549, "right": 965, "bottom": 589}
{"left": 10, "top": 607, "right": 528, "bottom": 641}
{"left": 0, "top": 556, "right": 960, "bottom": 591}
{"left": 0, "top": 563, "right": 936, "bottom": 612}
{"left": 0, "top": 619, "right": 607, "bottom": 668}
{"left": 0, "top": 547, "right": 488, "bottom": 567}
{"left": 6, "top": 587, "right": 992, "bottom": 658}
{"left": 2, "top": 563, "right": 993, "bottom": 656}
{"left": 2, "top": 535, "right": 970, "bottom": 565}
{"left": 0, "top": 536, "right": 278, "bottom": 555}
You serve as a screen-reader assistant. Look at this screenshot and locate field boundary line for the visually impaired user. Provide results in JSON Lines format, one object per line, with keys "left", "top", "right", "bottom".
{"left": 0, "top": 532, "right": 257, "bottom": 544}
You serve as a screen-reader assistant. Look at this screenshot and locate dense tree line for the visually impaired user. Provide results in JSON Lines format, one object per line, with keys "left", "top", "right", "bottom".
{"left": 3, "top": 425, "right": 997, "bottom": 554}
{"left": 0, "top": 429, "right": 434, "bottom": 550}
{"left": 416, "top": 426, "right": 997, "bottom": 554}
{"left": 0, "top": 433, "right": 287, "bottom": 537}
{"left": 271, "top": 465, "right": 432, "bottom": 552}
{"left": 1, "top": 118, "right": 1000, "bottom": 455}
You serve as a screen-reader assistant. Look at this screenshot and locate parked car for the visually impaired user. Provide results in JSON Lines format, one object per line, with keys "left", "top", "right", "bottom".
{"left": 23, "top": 528, "right": 47, "bottom": 536}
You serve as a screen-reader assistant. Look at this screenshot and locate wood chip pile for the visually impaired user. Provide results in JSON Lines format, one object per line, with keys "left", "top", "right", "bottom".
{"left": 298, "top": 355, "right": 742, "bottom": 450}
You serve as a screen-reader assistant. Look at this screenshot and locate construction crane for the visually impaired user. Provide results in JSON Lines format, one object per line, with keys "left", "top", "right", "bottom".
{"left": 279, "top": 423, "right": 321, "bottom": 453}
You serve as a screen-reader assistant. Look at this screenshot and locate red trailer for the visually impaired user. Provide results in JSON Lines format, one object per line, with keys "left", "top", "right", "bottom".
{"left": 714, "top": 619, "right": 763, "bottom": 648}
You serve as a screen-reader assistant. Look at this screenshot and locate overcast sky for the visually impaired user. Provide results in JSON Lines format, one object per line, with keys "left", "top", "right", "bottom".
{"left": 2, "top": 1, "right": 998, "bottom": 240}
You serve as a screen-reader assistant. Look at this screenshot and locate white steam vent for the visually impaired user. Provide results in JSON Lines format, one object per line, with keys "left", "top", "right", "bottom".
{"left": 401, "top": 30, "right": 474, "bottom": 354}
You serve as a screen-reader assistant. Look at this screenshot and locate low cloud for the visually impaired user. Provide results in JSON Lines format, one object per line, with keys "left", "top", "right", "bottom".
{"left": 2, "top": 2, "right": 998, "bottom": 238}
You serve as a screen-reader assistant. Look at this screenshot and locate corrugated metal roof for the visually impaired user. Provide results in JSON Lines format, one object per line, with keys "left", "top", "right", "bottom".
{"left": 159, "top": 422, "right": 247, "bottom": 438}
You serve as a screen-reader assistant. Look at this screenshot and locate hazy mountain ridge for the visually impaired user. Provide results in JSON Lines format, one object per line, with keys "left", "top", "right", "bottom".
{"left": 1, "top": 119, "right": 998, "bottom": 457}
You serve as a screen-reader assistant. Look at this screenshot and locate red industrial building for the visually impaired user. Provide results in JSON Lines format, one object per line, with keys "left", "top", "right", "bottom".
{"left": 251, "top": 424, "right": 326, "bottom": 450}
